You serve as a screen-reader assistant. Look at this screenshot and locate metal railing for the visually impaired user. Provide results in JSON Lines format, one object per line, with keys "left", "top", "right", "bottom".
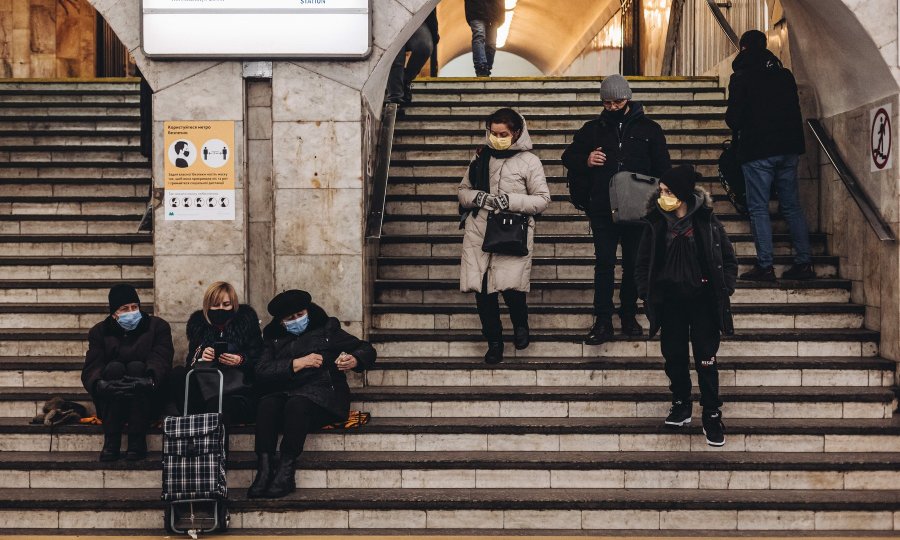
{"left": 705, "top": 0, "right": 739, "bottom": 48}
{"left": 807, "top": 120, "right": 896, "bottom": 242}
{"left": 672, "top": 0, "right": 766, "bottom": 76}
{"left": 365, "top": 103, "right": 399, "bottom": 239}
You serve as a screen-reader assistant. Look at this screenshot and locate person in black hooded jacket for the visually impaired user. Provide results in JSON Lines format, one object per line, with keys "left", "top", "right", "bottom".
{"left": 725, "top": 29, "right": 814, "bottom": 282}
{"left": 634, "top": 165, "right": 737, "bottom": 447}
{"left": 248, "top": 289, "right": 376, "bottom": 499}
{"left": 177, "top": 281, "right": 263, "bottom": 426}
{"left": 561, "top": 74, "right": 671, "bottom": 345}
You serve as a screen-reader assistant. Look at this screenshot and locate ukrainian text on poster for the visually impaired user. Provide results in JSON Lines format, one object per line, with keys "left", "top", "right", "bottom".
{"left": 164, "top": 120, "right": 236, "bottom": 221}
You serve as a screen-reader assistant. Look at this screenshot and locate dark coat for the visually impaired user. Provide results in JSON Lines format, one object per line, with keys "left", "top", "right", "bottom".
{"left": 82, "top": 313, "right": 174, "bottom": 397}
{"left": 561, "top": 102, "right": 671, "bottom": 217}
{"left": 184, "top": 304, "right": 264, "bottom": 403}
{"left": 255, "top": 304, "right": 376, "bottom": 420}
{"left": 425, "top": 9, "right": 440, "bottom": 44}
{"left": 464, "top": 0, "right": 505, "bottom": 24}
{"left": 725, "top": 48, "right": 805, "bottom": 163}
{"left": 634, "top": 188, "right": 738, "bottom": 338}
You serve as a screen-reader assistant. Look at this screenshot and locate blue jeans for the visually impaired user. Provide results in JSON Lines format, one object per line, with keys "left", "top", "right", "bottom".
{"left": 741, "top": 154, "right": 812, "bottom": 267}
{"left": 469, "top": 20, "right": 497, "bottom": 74}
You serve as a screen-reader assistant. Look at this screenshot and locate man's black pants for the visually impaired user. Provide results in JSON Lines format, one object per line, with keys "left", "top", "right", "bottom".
{"left": 590, "top": 214, "right": 643, "bottom": 319}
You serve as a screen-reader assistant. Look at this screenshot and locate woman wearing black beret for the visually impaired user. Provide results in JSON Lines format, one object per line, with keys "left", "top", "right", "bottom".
{"left": 248, "top": 290, "right": 377, "bottom": 498}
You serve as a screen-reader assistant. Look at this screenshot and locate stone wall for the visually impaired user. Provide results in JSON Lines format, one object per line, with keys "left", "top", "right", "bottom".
{"left": 0, "top": 0, "right": 96, "bottom": 78}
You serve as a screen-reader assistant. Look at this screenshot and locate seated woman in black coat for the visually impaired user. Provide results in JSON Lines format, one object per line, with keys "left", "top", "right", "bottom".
{"left": 182, "top": 281, "right": 263, "bottom": 425}
{"left": 248, "top": 289, "right": 376, "bottom": 499}
{"left": 82, "top": 284, "right": 174, "bottom": 462}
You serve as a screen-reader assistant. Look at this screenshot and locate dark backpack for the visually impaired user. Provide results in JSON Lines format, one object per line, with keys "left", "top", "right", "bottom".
{"left": 718, "top": 139, "right": 749, "bottom": 216}
{"left": 567, "top": 168, "right": 591, "bottom": 212}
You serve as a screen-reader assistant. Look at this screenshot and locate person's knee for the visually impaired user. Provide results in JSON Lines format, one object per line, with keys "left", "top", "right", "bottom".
{"left": 125, "top": 361, "right": 147, "bottom": 377}
{"left": 102, "top": 361, "right": 127, "bottom": 380}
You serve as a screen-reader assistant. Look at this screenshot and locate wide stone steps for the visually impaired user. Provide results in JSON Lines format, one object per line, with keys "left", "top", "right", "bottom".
{"left": 0, "top": 130, "right": 142, "bottom": 147}
{"left": 3, "top": 487, "right": 900, "bottom": 532}
{"left": 412, "top": 76, "right": 721, "bottom": 90}
{"left": 377, "top": 254, "right": 838, "bottom": 280}
{"left": 0, "top": 214, "right": 143, "bottom": 234}
{"left": 0, "top": 280, "right": 153, "bottom": 304}
{"left": 401, "top": 102, "right": 726, "bottom": 117}
{"left": 393, "top": 128, "right": 730, "bottom": 145}
{"left": 377, "top": 232, "right": 827, "bottom": 258}
{"left": 6, "top": 416, "right": 900, "bottom": 453}
{"left": 1, "top": 179, "right": 148, "bottom": 198}
{"left": 0, "top": 302, "right": 154, "bottom": 330}
{"left": 2, "top": 147, "right": 147, "bottom": 164}
{"left": 392, "top": 144, "right": 721, "bottom": 162}
{"left": 396, "top": 115, "right": 727, "bottom": 132}
{"left": 0, "top": 196, "right": 148, "bottom": 215}
{"left": 0, "top": 256, "right": 153, "bottom": 281}
{"left": 3, "top": 451, "right": 900, "bottom": 491}
{"left": 408, "top": 84, "right": 725, "bottom": 98}
{"left": 0, "top": 118, "right": 140, "bottom": 132}
{"left": 0, "top": 234, "right": 151, "bottom": 257}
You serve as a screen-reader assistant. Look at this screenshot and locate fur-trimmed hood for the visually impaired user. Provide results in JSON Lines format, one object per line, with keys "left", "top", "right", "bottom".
{"left": 262, "top": 302, "right": 335, "bottom": 341}
{"left": 645, "top": 185, "right": 714, "bottom": 217}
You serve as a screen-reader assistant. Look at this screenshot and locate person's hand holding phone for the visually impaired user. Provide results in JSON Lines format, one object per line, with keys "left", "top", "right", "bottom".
{"left": 336, "top": 352, "right": 358, "bottom": 372}
{"left": 587, "top": 146, "right": 606, "bottom": 167}
{"left": 219, "top": 353, "right": 243, "bottom": 366}
{"left": 292, "top": 353, "right": 323, "bottom": 373}
{"left": 201, "top": 347, "right": 216, "bottom": 361}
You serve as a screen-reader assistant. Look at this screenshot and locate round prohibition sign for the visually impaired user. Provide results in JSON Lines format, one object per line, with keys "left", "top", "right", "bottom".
{"left": 871, "top": 107, "right": 892, "bottom": 170}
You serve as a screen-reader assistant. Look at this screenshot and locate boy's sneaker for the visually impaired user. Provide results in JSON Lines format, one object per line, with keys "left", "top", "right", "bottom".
{"left": 664, "top": 400, "right": 692, "bottom": 426}
{"left": 702, "top": 409, "right": 726, "bottom": 447}
{"left": 740, "top": 264, "right": 776, "bottom": 281}
{"left": 781, "top": 263, "right": 816, "bottom": 280}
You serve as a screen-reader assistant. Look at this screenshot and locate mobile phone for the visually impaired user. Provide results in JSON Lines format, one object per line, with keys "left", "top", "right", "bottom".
{"left": 213, "top": 341, "right": 228, "bottom": 360}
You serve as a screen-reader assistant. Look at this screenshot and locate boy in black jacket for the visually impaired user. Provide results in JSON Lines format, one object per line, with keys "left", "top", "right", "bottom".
{"left": 635, "top": 166, "right": 738, "bottom": 447}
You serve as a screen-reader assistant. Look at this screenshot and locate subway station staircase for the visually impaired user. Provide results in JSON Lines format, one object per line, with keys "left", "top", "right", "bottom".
{"left": 0, "top": 77, "right": 899, "bottom": 535}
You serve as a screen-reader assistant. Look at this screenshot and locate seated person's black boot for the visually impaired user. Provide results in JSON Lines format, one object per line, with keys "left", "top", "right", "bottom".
{"left": 247, "top": 453, "right": 275, "bottom": 498}
{"left": 585, "top": 317, "right": 614, "bottom": 345}
{"left": 99, "top": 433, "right": 121, "bottom": 462}
{"left": 484, "top": 341, "right": 504, "bottom": 365}
{"left": 125, "top": 433, "right": 147, "bottom": 461}
{"left": 264, "top": 455, "right": 298, "bottom": 498}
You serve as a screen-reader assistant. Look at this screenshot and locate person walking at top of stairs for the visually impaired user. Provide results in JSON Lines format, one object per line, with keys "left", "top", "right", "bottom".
{"left": 465, "top": 0, "right": 504, "bottom": 77}
{"left": 561, "top": 74, "right": 672, "bottom": 345}
{"left": 635, "top": 165, "right": 738, "bottom": 447}
{"left": 726, "top": 30, "right": 815, "bottom": 282}
{"left": 458, "top": 108, "right": 551, "bottom": 364}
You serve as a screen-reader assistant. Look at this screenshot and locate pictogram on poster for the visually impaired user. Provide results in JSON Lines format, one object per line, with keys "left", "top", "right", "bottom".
{"left": 164, "top": 121, "right": 236, "bottom": 220}
{"left": 870, "top": 104, "right": 893, "bottom": 172}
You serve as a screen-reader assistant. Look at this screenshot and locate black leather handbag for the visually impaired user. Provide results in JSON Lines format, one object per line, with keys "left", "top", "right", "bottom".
{"left": 482, "top": 210, "right": 529, "bottom": 256}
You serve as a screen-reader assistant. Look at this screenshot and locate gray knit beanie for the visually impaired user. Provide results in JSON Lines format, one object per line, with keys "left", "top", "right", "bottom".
{"left": 600, "top": 74, "right": 632, "bottom": 101}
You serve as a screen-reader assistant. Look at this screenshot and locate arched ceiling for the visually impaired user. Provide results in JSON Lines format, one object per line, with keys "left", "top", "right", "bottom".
{"left": 435, "top": 0, "right": 619, "bottom": 75}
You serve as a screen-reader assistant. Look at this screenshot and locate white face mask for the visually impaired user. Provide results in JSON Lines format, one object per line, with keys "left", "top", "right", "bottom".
{"left": 489, "top": 133, "right": 513, "bottom": 150}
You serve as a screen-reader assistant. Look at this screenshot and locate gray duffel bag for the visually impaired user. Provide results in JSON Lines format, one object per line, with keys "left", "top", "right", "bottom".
{"left": 609, "top": 171, "right": 659, "bottom": 224}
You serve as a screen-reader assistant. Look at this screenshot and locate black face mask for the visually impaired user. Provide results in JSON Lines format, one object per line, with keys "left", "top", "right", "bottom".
{"left": 208, "top": 308, "right": 235, "bottom": 326}
{"left": 605, "top": 107, "right": 627, "bottom": 123}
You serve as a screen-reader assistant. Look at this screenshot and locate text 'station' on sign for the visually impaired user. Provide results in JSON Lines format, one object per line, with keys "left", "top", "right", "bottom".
{"left": 141, "top": 0, "right": 371, "bottom": 58}
{"left": 164, "top": 121, "right": 236, "bottom": 221}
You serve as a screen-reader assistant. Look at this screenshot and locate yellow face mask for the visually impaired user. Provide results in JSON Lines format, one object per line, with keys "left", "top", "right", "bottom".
{"left": 489, "top": 133, "right": 513, "bottom": 150}
{"left": 658, "top": 194, "right": 681, "bottom": 212}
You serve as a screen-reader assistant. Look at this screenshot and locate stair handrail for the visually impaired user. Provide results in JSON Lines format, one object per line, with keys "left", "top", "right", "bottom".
{"left": 808, "top": 119, "right": 896, "bottom": 242}
{"left": 704, "top": 0, "right": 739, "bottom": 49}
{"left": 365, "top": 103, "right": 399, "bottom": 239}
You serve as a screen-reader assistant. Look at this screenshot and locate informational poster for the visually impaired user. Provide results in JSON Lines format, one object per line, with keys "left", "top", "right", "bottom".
{"left": 141, "top": 0, "right": 371, "bottom": 58}
{"left": 164, "top": 121, "right": 235, "bottom": 221}
{"left": 870, "top": 103, "right": 893, "bottom": 172}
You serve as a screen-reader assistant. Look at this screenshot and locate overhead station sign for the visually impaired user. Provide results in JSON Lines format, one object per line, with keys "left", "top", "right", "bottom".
{"left": 141, "top": 0, "right": 371, "bottom": 58}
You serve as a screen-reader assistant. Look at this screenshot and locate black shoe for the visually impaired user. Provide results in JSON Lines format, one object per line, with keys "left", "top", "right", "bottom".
{"left": 702, "top": 409, "right": 726, "bottom": 447}
{"left": 584, "top": 318, "right": 614, "bottom": 345}
{"left": 99, "top": 433, "right": 121, "bottom": 462}
{"left": 402, "top": 82, "right": 413, "bottom": 104}
{"left": 664, "top": 400, "right": 692, "bottom": 427}
{"left": 513, "top": 326, "right": 530, "bottom": 350}
{"left": 619, "top": 314, "right": 644, "bottom": 336}
{"left": 125, "top": 434, "right": 147, "bottom": 461}
{"left": 740, "top": 264, "right": 776, "bottom": 281}
{"left": 781, "top": 263, "right": 816, "bottom": 280}
{"left": 247, "top": 453, "right": 275, "bottom": 499}
{"left": 484, "top": 341, "right": 504, "bottom": 364}
{"left": 264, "top": 455, "right": 297, "bottom": 498}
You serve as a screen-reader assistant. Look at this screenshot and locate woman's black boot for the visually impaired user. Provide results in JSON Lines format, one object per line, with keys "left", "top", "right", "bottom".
{"left": 264, "top": 455, "right": 297, "bottom": 498}
{"left": 247, "top": 453, "right": 275, "bottom": 498}
{"left": 484, "top": 341, "right": 504, "bottom": 365}
{"left": 99, "top": 433, "right": 121, "bottom": 462}
{"left": 125, "top": 433, "right": 147, "bottom": 461}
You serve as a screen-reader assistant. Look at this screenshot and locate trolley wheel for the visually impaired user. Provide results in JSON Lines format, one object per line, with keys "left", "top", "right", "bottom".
{"left": 163, "top": 506, "right": 175, "bottom": 534}
{"left": 216, "top": 501, "right": 230, "bottom": 532}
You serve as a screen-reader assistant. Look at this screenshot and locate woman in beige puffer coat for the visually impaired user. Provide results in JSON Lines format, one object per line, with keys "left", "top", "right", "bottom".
{"left": 458, "top": 108, "right": 551, "bottom": 364}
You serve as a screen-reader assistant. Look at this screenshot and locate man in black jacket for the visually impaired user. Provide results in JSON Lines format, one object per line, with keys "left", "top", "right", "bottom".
{"left": 386, "top": 10, "right": 439, "bottom": 107}
{"left": 562, "top": 74, "right": 671, "bottom": 344}
{"left": 465, "top": 0, "right": 504, "bottom": 77}
{"left": 726, "top": 30, "right": 814, "bottom": 282}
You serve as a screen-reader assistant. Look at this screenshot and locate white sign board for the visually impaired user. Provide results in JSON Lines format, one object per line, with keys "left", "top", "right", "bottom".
{"left": 870, "top": 103, "right": 893, "bottom": 172}
{"left": 142, "top": 0, "right": 371, "bottom": 58}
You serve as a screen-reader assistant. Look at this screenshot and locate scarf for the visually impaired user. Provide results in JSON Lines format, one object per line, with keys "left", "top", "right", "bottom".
{"left": 658, "top": 194, "right": 706, "bottom": 297}
{"left": 459, "top": 145, "right": 521, "bottom": 228}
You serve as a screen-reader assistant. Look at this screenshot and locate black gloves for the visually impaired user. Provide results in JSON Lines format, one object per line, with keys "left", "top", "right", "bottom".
{"left": 94, "top": 376, "right": 155, "bottom": 397}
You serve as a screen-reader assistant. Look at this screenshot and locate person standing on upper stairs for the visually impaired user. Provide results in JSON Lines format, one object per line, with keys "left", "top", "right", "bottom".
{"left": 635, "top": 165, "right": 737, "bottom": 447}
{"left": 385, "top": 9, "right": 439, "bottom": 110}
{"left": 465, "top": 0, "right": 504, "bottom": 77}
{"left": 458, "top": 108, "right": 551, "bottom": 364}
{"left": 561, "top": 74, "right": 671, "bottom": 345}
{"left": 726, "top": 30, "right": 815, "bottom": 282}
{"left": 81, "top": 284, "right": 174, "bottom": 462}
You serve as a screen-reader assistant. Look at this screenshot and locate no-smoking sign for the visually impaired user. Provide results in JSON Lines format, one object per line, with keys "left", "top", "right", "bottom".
{"left": 871, "top": 104, "right": 893, "bottom": 172}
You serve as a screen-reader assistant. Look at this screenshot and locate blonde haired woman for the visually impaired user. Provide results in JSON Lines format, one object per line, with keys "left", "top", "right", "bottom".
{"left": 182, "top": 281, "right": 264, "bottom": 425}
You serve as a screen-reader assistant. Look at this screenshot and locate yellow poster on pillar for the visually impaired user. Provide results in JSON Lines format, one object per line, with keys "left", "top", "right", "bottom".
{"left": 163, "top": 120, "right": 236, "bottom": 221}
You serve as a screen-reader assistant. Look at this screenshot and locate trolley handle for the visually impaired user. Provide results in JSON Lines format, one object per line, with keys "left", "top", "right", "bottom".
{"left": 184, "top": 367, "right": 224, "bottom": 415}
